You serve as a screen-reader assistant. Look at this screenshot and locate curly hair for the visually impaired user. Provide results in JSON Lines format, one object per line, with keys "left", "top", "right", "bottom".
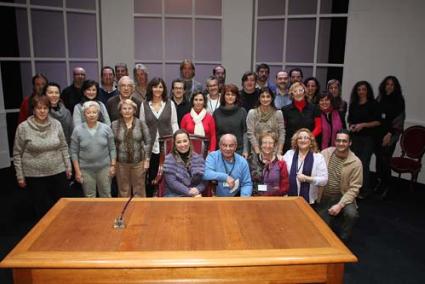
{"left": 290, "top": 128, "right": 319, "bottom": 153}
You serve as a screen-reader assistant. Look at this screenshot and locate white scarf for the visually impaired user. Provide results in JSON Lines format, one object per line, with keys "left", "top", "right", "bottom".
{"left": 190, "top": 108, "right": 206, "bottom": 136}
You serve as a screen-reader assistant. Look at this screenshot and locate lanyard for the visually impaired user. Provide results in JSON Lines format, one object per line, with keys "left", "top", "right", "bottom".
{"left": 222, "top": 154, "right": 235, "bottom": 176}
{"left": 297, "top": 159, "right": 304, "bottom": 174}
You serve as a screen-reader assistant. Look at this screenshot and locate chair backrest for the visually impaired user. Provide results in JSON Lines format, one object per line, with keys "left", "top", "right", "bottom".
{"left": 156, "top": 134, "right": 209, "bottom": 197}
{"left": 400, "top": 125, "right": 425, "bottom": 160}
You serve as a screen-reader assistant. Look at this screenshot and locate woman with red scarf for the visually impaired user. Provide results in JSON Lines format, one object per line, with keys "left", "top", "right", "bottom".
{"left": 282, "top": 82, "right": 321, "bottom": 153}
{"left": 317, "top": 92, "right": 343, "bottom": 150}
{"left": 180, "top": 91, "right": 217, "bottom": 152}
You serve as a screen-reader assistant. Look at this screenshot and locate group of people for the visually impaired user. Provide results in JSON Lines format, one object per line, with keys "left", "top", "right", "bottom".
{"left": 13, "top": 59, "right": 406, "bottom": 241}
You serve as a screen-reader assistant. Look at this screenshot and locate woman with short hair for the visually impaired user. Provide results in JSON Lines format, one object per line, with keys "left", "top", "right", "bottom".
{"left": 112, "top": 99, "right": 151, "bottom": 197}
{"left": 70, "top": 101, "right": 116, "bottom": 198}
{"left": 13, "top": 95, "right": 71, "bottom": 219}
{"left": 283, "top": 128, "right": 328, "bottom": 204}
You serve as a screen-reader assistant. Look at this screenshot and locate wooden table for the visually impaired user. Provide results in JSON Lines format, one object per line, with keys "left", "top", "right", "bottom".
{"left": 0, "top": 197, "right": 357, "bottom": 283}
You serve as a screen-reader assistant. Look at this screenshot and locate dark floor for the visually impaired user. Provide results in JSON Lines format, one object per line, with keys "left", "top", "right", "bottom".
{"left": 0, "top": 166, "right": 424, "bottom": 283}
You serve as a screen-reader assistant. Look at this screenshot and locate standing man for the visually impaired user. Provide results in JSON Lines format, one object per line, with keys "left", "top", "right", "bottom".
{"left": 106, "top": 76, "right": 141, "bottom": 122}
{"left": 212, "top": 65, "right": 226, "bottom": 93}
{"left": 133, "top": 63, "right": 148, "bottom": 101}
{"left": 61, "top": 67, "right": 86, "bottom": 114}
{"left": 180, "top": 59, "right": 203, "bottom": 99}
{"left": 98, "top": 66, "right": 118, "bottom": 104}
{"left": 205, "top": 76, "right": 221, "bottom": 114}
{"left": 317, "top": 129, "right": 362, "bottom": 241}
{"left": 289, "top": 68, "right": 303, "bottom": 85}
{"left": 256, "top": 63, "right": 276, "bottom": 91}
{"left": 115, "top": 63, "right": 128, "bottom": 84}
{"left": 18, "top": 73, "right": 48, "bottom": 124}
{"left": 203, "top": 134, "right": 252, "bottom": 197}
{"left": 170, "top": 79, "right": 191, "bottom": 126}
{"left": 274, "top": 70, "right": 291, "bottom": 109}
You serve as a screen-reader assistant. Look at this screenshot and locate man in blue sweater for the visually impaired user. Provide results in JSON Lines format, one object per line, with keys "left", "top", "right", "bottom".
{"left": 203, "top": 134, "right": 252, "bottom": 197}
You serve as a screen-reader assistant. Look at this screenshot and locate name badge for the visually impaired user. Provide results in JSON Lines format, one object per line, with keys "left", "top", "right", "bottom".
{"left": 258, "top": 184, "right": 268, "bottom": 192}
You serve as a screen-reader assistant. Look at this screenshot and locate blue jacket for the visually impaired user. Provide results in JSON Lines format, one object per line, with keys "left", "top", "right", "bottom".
{"left": 203, "top": 150, "right": 252, "bottom": 197}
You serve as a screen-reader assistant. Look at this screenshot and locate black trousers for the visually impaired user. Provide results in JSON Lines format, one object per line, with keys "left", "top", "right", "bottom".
{"left": 145, "top": 153, "right": 160, "bottom": 197}
{"left": 25, "top": 172, "right": 68, "bottom": 220}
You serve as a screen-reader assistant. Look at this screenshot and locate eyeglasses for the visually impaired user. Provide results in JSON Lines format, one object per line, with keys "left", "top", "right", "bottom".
{"left": 297, "top": 136, "right": 311, "bottom": 141}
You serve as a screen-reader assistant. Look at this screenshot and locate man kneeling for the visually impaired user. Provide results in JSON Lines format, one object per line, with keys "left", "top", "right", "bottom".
{"left": 317, "top": 129, "right": 362, "bottom": 241}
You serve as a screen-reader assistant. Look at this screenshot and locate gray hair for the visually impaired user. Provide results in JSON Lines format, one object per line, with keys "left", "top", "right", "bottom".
{"left": 82, "top": 101, "right": 100, "bottom": 114}
{"left": 219, "top": 133, "right": 237, "bottom": 146}
{"left": 134, "top": 63, "right": 148, "bottom": 74}
{"left": 118, "top": 99, "right": 138, "bottom": 113}
{"left": 117, "top": 76, "right": 135, "bottom": 92}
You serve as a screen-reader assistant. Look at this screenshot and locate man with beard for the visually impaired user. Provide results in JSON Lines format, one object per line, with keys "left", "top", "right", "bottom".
{"left": 317, "top": 129, "right": 362, "bottom": 241}
{"left": 274, "top": 70, "right": 291, "bottom": 109}
{"left": 256, "top": 63, "right": 276, "bottom": 92}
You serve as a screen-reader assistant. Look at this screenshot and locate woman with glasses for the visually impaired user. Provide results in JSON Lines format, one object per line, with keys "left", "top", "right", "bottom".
{"left": 283, "top": 128, "right": 328, "bottom": 204}
{"left": 282, "top": 82, "right": 321, "bottom": 153}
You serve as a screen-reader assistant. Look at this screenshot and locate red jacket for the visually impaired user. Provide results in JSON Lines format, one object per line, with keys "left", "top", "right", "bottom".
{"left": 180, "top": 112, "right": 217, "bottom": 152}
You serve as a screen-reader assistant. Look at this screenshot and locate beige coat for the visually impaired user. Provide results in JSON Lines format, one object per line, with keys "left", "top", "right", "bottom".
{"left": 319, "top": 147, "right": 363, "bottom": 206}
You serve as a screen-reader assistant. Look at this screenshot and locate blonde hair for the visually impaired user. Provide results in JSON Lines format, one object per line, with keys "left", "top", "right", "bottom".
{"left": 258, "top": 131, "right": 278, "bottom": 148}
{"left": 118, "top": 99, "right": 138, "bottom": 113}
{"left": 290, "top": 128, "right": 318, "bottom": 153}
{"left": 289, "top": 81, "right": 307, "bottom": 96}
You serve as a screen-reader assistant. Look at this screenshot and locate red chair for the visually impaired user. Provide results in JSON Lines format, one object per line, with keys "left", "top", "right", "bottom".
{"left": 153, "top": 134, "right": 214, "bottom": 197}
{"left": 390, "top": 125, "right": 425, "bottom": 190}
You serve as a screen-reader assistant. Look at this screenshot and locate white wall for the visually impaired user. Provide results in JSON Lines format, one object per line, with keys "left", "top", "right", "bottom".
{"left": 343, "top": 0, "right": 425, "bottom": 183}
{"left": 222, "top": 0, "right": 254, "bottom": 86}
{"left": 100, "top": 0, "right": 134, "bottom": 70}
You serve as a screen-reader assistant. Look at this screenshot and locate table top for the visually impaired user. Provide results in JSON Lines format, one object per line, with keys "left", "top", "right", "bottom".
{"left": 0, "top": 197, "right": 357, "bottom": 268}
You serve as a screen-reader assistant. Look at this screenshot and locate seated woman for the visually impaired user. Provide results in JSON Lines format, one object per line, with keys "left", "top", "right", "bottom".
{"left": 180, "top": 91, "right": 217, "bottom": 152}
{"left": 249, "top": 132, "right": 289, "bottom": 196}
{"left": 163, "top": 129, "right": 207, "bottom": 197}
{"left": 318, "top": 92, "right": 343, "bottom": 150}
{"left": 283, "top": 128, "right": 328, "bottom": 204}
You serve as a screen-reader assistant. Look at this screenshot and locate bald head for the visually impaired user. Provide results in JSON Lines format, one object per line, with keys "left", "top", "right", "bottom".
{"left": 219, "top": 134, "right": 237, "bottom": 160}
{"left": 73, "top": 67, "right": 86, "bottom": 88}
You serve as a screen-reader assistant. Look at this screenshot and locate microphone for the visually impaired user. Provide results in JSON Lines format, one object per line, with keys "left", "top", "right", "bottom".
{"left": 113, "top": 192, "right": 134, "bottom": 229}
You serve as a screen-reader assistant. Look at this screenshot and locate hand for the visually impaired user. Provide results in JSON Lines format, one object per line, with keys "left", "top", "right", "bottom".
{"left": 351, "top": 123, "right": 364, "bottom": 132}
{"left": 193, "top": 194, "right": 202, "bottom": 198}
{"left": 277, "top": 154, "right": 284, "bottom": 161}
{"left": 109, "top": 165, "right": 116, "bottom": 177}
{"left": 382, "top": 133, "right": 392, "bottom": 147}
{"left": 226, "top": 176, "right": 235, "bottom": 188}
{"left": 17, "top": 179, "right": 26, "bottom": 188}
{"left": 328, "top": 204, "right": 343, "bottom": 216}
{"left": 189, "top": 187, "right": 200, "bottom": 196}
{"left": 297, "top": 173, "right": 310, "bottom": 183}
{"left": 66, "top": 169, "right": 72, "bottom": 179}
{"left": 144, "top": 160, "right": 150, "bottom": 170}
{"left": 75, "top": 172, "right": 83, "bottom": 184}
{"left": 254, "top": 146, "right": 260, "bottom": 155}
{"left": 242, "top": 152, "right": 249, "bottom": 159}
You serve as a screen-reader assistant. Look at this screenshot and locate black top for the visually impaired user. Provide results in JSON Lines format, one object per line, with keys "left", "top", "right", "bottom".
{"left": 282, "top": 102, "right": 320, "bottom": 152}
{"left": 213, "top": 105, "right": 247, "bottom": 154}
{"left": 348, "top": 99, "right": 381, "bottom": 137}
{"left": 240, "top": 88, "right": 260, "bottom": 113}
{"left": 61, "top": 85, "right": 82, "bottom": 115}
{"left": 172, "top": 97, "right": 191, "bottom": 127}
{"left": 377, "top": 93, "right": 405, "bottom": 136}
{"left": 99, "top": 88, "right": 118, "bottom": 105}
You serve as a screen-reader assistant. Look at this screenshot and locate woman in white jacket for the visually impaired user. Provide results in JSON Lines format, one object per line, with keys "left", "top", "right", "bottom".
{"left": 283, "top": 128, "right": 328, "bottom": 204}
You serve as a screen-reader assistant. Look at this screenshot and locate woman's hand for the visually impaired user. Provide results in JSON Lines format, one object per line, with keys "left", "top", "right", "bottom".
{"left": 66, "top": 169, "right": 72, "bottom": 179}
{"left": 242, "top": 152, "right": 249, "bottom": 159}
{"left": 382, "top": 132, "right": 392, "bottom": 147}
{"left": 297, "top": 173, "right": 312, "bottom": 183}
{"left": 75, "top": 171, "right": 83, "bottom": 184}
{"left": 17, "top": 178, "right": 26, "bottom": 188}
{"left": 109, "top": 165, "right": 116, "bottom": 177}
{"left": 189, "top": 187, "right": 200, "bottom": 196}
{"left": 144, "top": 160, "right": 150, "bottom": 170}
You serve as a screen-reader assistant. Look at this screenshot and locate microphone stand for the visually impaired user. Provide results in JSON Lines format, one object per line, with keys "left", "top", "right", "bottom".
{"left": 113, "top": 192, "right": 134, "bottom": 229}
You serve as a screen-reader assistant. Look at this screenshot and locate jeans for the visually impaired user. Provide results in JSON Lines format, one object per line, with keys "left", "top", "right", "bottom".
{"left": 316, "top": 194, "right": 359, "bottom": 240}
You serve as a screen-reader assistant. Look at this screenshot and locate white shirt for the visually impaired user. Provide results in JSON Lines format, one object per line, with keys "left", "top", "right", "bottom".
{"left": 283, "top": 150, "right": 328, "bottom": 203}
{"left": 139, "top": 100, "right": 179, "bottom": 154}
{"left": 206, "top": 94, "right": 221, "bottom": 114}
